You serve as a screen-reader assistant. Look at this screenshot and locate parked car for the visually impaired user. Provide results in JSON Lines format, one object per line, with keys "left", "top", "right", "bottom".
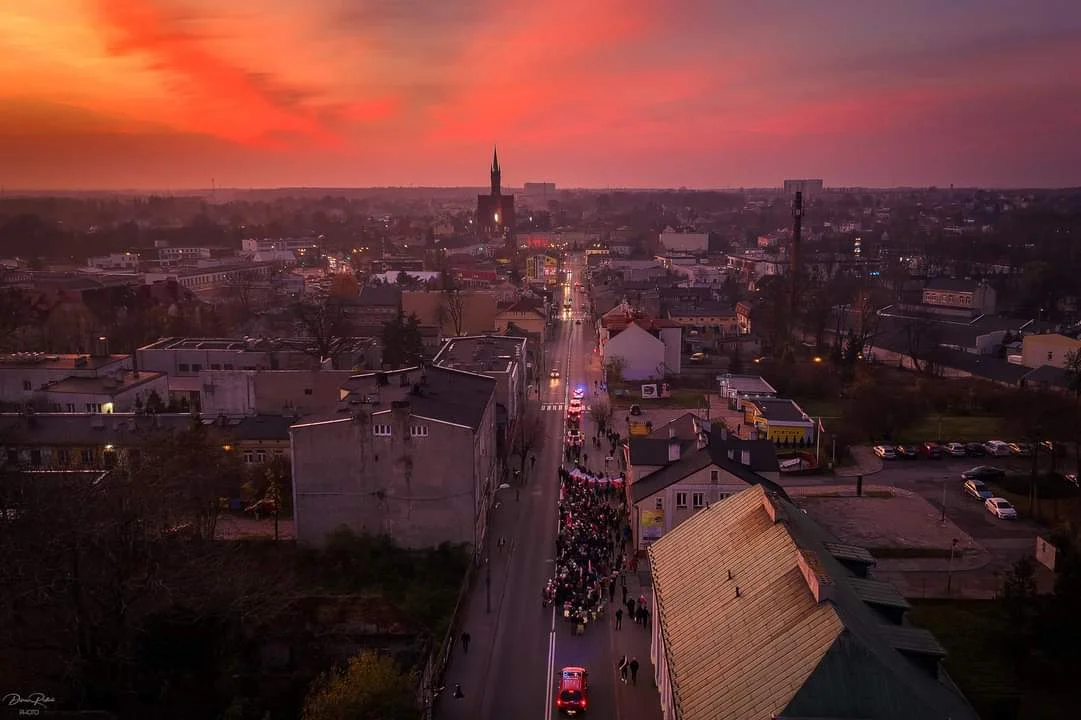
{"left": 984, "top": 440, "right": 1012, "bottom": 457}
{"left": 894, "top": 445, "right": 919, "bottom": 460}
{"left": 961, "top": 466, "right": 1006, "bottom": 482}
{"left": 985, "top": 497, "right": 1018, "bottom": 519}
{"left": 1008, "top": 442, "right": 1033, "bottom": 457}
{"left": 920, "top": 442, "right": 945, "bottom": 459}
{"left": 964, "top": 442, "right": 987, "bottom": 457}
{"left": 963, "top": 479, "right": 994, "bottom": 500}
{"left": 873, "top": 445, "right": 897, "bottom": 460}
{"left": 944, "top": 442, "right": 967, "bottom": 457}
{"left": 1067, "top": 473, "right": 1079, "bottom": 488}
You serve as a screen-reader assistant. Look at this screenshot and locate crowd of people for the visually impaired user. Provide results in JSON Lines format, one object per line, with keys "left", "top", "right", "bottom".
{"left": 543, "top": 464, "right": 628, "bottom": 635}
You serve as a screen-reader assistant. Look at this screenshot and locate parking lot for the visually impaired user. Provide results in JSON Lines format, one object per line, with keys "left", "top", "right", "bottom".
{"left": 782, "top": 451, "right": 1064, "bottom": 598}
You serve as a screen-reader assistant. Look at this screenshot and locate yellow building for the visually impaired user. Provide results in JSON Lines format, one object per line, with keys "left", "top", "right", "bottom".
{"left": 742, "top": 398, "right": 815, "bottom": 444}
{"left": 1022, "top": 333, "right": 1081, "bottom": 370}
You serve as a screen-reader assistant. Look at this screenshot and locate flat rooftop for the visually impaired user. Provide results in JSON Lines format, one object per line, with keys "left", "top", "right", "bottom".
{"left": 717, "top": 374, "right": 776, "bottom": 395}
{"left": 433, "top": 335, "right": 525, "bottom": 374}
{"left": 45, "top": 371, "right": 165, "bottom": 395}
{"left": 0, "top": 352, "right": 129, "bottom": 371}
{"left": 749, "top": 397, "right": 811, "bottom": 423}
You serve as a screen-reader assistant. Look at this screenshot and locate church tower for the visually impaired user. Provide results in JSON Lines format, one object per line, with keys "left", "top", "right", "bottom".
{"left": 490, "top": 146, "right": 501, "bottom": 196}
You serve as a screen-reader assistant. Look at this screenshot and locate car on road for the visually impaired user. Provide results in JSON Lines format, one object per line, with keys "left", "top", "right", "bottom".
{"left": 566, "top": 429, "right": 583, "bottom": 446}
{"left": 984, "top": 440, "right": 1012, "bottom": 457}
{"left": 894, "top": 445, "right": 919, "bottom": 459}
{"left": 1008, "top": 442, "right": 1033, "bottom": 457}
{"left": 920, "top": 442, "right": 945, "bottom": 459}
{"left": 550, "top": 369, "right": 561, "bottom": 379}
{"left": 575, "top": 319, "right": 582, "bottom": 325}
{"left": 964, "top": 442, "right": 987, "bottom": 457}
{"left": 555, "top": 666, "right": 589, "bottom": 716}
{"left": 945, "top": 442, "right": 967, "bottom": 457}
{"left": 572, "top": 388, "right": 585, "bottom": 400}
{"left": 985, "top": 497, "right": 1018, "bottom": 519}
{"left": 963, "top": 479, "right": 994, "bottom": 500}
{"left": 961, "top": 466, "right": 1007, "bottom": 482}
{"left": 873, "top": 445, "right": 897, "bottom": 460}
{"left": 629, "top": 404, "right": 642, "bottom": 416}
{"left": 568, "top": 399, "right": 584, "bottom": 415}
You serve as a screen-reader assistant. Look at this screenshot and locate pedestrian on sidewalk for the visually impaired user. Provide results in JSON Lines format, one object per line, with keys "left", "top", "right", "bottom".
{"left": 608, "top": 582, "right": 616, "bottom": 602}
{"left": 629, "top": 658, "right": 640, "bottom": 686}
{"left": 636, "top": 606, "right": 646, "bottom": 626}
{"left": 615, "top": 608, "right": 623, "bottom": 629}
{"left": 460, "top": 632, "right": 471, "bottom": 654}
{"left": 621, "top": 585, "right": 628, "bottom": 604}
{"left": 618, "top": 655, "right": 629, "bottom": 684}
{"left": 454, "top": 683, "right": 464, "bottom": 699}
{"left": 627, "top": 597, "right": 636, "bottom": 617}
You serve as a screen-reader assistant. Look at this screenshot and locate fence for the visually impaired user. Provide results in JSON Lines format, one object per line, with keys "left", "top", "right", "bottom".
{"left": 418, "top": 558, "right": 476, "bottom": 719}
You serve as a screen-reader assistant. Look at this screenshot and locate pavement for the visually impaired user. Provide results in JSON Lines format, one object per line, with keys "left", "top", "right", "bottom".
{"left": 437, "top": 256, "right": 663, "bottom": 720}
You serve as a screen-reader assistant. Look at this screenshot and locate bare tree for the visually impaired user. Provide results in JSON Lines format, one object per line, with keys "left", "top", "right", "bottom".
{"left": 292, "top": 297, "right": 355, "bottom": 363}
{"left": 511, "top": 405, "right": 545, "bottom": 477}
{"left": 604, "top": 355, "right": 627, "bottom": 385}
{"left": 436, "top": 288, "right": 467, "bottom": 337}
{"left": 0, "top": 287, "right": 53, "bottom": 351}
{"left": 903, "top": 315, "right": 943, "bottom": 375}
{"left": 589, "top": 400, "right": 613, "bottom": 433}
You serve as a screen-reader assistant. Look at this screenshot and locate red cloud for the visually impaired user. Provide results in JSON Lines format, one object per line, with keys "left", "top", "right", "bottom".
{"left": 92, "top": 0, "right": 398, "bottom": 148}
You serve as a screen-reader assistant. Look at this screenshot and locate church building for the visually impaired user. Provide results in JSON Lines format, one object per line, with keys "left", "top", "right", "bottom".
{"left": 476, "top": 147, "right": 516, "bottom": 247}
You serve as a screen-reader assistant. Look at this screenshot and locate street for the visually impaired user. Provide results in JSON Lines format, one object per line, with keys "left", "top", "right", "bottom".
{"left": 442, "top": 255, "right": 647, "bottom": 720}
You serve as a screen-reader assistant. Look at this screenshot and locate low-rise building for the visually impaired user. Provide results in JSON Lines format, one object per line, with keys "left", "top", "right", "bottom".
{"left": 290, "top": 365, "right": 498, "bottom": 549}
{"left": 199, "top": 369, "right": 358, "bottom": 418}
{"left": 494, "top": 297, "right": 548, "bottom": 336}
{"left": 629, "top": 423, "right": 781, "bottom": 550}
{"left": 666, "top": 303, "right": 739, "bottom": 338}
{"left": 921, "top": 278, "right": 996, "bottom": 315}
{"left": 86, "top": 252, "right": 141, "bottom": 271}
{"left": 39, "top": 371, "right": 169, "bottom": 414}
{"left": 716, "top": 374, "right": 777, "bottom": 407}
{"left": 432, "top": 335, "right": 527, "bottom": 445}
{"left": 600, "top": 309, "right": 682, "bottom": 380}
{"left": 742, "top": 398, "right": 815, "bottom": 444}
{"left": 649, "top": 484, "right": 979, "bottom": 720}
{"left": 1021, "top": 332, "right": 1081, "bottom": 370}
{"left": 0, "top": 348, "right": 132, "bottom": 409}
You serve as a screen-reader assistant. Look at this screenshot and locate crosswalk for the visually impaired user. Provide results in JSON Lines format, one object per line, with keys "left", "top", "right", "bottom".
{"left": 542, "top": 403, "right": 591, "bottom": 412}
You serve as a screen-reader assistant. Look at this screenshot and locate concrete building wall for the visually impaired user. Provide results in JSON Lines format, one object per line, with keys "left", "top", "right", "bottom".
{"left": 659, "top": 326, "right": 682, "bottom": 375}
{"left": 199, "top": 370, "right": 356, "bottom": 417}
{"left": 1022, "top": 333, "right": 1081, "bottom": 369}
{"left": 604, "top": 325, "right": 665, "bottom": 381}
{"left": 659, "top": 232, "right": 709, "bottom": 253}
{"left": 0, "top": 356, "right": 132, "bottom": 405}
{"left": 41, "top": 374, "right": 170, "bottom": 413}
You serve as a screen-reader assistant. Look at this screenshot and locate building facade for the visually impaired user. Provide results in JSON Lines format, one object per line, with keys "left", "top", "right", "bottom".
{"left": 476, "top": 148, "right": 516, "bottom": 247}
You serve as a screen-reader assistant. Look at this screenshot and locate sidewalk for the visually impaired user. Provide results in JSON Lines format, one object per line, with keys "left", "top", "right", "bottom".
{"left": 834, "top": 445, "right": 884, "bottom": 477}
{"left": 435, "top": 490, "right": 522, "bottom": 719}
{"left": 610, "top": 562, "right": 664, "bottom": 720}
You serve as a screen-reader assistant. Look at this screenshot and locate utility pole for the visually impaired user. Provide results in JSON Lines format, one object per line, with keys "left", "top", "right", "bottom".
{"left": 946, "top": 538, "right": 959, "bottom": 595}
{"left": 787, "top": 190, "right": 804, "bottom": 356}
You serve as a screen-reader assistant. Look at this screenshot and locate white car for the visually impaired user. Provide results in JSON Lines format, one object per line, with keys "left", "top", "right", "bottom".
{"left": 984, "top": 440, "right": 1011, "bottom": 457}
{"left": 985, "top": 497, "right": 1018, "bottom": 519}
{"left": 945, "top": 442, "right": 967, "bottom": 457}
{"left": 873, "top": 445, "right": 897, "bottom": 460}
{"left": 963, "top": 479, "right": 993, "bottom": 500}
{"left": 572, "top": 388, "right": 585, "bottom": 400}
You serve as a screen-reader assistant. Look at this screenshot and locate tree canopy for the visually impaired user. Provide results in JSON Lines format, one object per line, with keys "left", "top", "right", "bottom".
{"left": 302, "top": 650, "right": 416, "bottom": 720}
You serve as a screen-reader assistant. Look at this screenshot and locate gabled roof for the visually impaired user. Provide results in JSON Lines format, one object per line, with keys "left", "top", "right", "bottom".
{"left": 649, "top": 485, "right": 979, "bottom": 720}
{"left": 357, "top": 284, "right": 402, "bottom": 307}
{"left": 607, "top": 321, "right": 666, "bottom": 349}
{"left": 630, "top": 436, "right": 785, "bottom": 505}
{"left": 497, "top": 297, "right": 545, "bottom": 317}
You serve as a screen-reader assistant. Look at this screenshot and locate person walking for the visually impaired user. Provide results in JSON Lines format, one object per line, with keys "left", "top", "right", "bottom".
{"left": 627, "top": 597, "right": 636, "bottom": 618}
{"left": 629, "top": 658, "right": 640, "bottom": 686}
{"left": 608, "top": 582, "right": 616, "bottom": 602}
{"left": 460, "top": 632, "right": 471, "bottom": 654}
{"left": 618, "top": 655, "right": 629, "bottom": 684}
{"left": 621, "top": 584, "right": 628, "bottom": 604}
{"left": 454, "top": 683, "right": 465, "bottom": 699}
{"left": 615, "top": 608, "right": 623, "bottom": 630}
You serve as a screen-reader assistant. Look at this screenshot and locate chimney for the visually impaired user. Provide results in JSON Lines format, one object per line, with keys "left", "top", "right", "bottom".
{"left": 667, "top": 437, "right": 681, "bottom": 463}
{"left": 741, "top": 450, "right": 751, "bottom": 466}
{"left": 696, "top": 432, "right": 707, "bottom": 451}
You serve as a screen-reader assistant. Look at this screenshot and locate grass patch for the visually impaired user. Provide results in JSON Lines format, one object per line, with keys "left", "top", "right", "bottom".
{"left": 908, "top": 599, "right": 1076, "bottom": 720}
{"left": 866, "top": 547, "right": 959, "bottom": 559}
{"left": 903, "top": 415, "right": 1005, "bottom": 443}
{"left": 987, "top": 481, "right": 1081, "bottom": 528}
{"left": 794, "top": 399, "right": 843, "bottom": 418}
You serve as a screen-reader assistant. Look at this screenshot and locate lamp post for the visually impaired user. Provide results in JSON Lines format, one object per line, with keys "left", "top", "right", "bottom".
{"left": 946, "top": 538, "right": 959, "bottom": 595}
{"left": 940, "top": 478, "right": 948, "bottom": 523}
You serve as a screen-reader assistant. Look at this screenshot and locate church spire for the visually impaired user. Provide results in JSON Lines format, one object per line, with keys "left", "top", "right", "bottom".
{"left": 490, "top": 145, "right": 501, "bottom": 196}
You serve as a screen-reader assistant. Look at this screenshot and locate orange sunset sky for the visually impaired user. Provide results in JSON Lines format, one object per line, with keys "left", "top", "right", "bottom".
{"left": 2, "top": 0, "right": 1080, "bottom": 190}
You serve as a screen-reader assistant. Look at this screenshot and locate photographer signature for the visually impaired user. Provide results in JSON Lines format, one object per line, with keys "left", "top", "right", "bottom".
{"left": 1, "top": 693, "right": 56, "bottom": 709}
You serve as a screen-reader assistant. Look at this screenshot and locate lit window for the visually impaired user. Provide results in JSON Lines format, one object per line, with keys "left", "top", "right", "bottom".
{"left": 675, "top": 492, "right": 688, "bottom": 508}
{"left": 373, "top": 424, "right": 392, "bottom": 437}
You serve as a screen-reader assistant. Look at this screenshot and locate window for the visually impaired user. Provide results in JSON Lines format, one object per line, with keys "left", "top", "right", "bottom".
{"left": 675, "top": 492, "right": 688, "bottom": 508}
{"left": 1048, "top": 351, "right": 1054, "bottom": 361}
{"left": 710, "top": 470, "right": 719, "bottom": 483}
{"left": 224, "top": 364, "right": 235, "bottom": 370}
{"left": 191, "top": 364, "right": 202, "bottom": 372}
{"left": 373, "top": 424, "right": 392, "bottom": 437}
{"left": 81, "top": 449, "right": 93, "bottom": 465}
{"left": 57, "top": 448, "right": 70, "bottom": 466}
{"left": 210, "top": 363, "right": 221, "bottom": 370}
{"left": 86, "top": 403, "right": 102, "bottom": 413}
{"left": 255, "top": 451, "right": 267, "bottom": 463}
{"left": 410, "top": 425, "right": 429, "bottom": 438}
{"left": 65, "top": 403, "right": 76, "bottom": 413}
{"left": 178, "top": 363, "right": 190, "bottom": 372}
{"left": 692, "top": 492, "right": 705, "bottom": 509}
{"left": 304, "top": 388, "right": 313, "bottom": 395}
{"left": 22, "top": 380, "right": 31, "bottom": 391}
{"left": 243, "top": 450, "right": 254, "bottom": 464}
{"left": 29, "top": 449, "right": 42, "bottom": 466}
{"left": 655, "top": 497, "right": 663, "bottom": 510}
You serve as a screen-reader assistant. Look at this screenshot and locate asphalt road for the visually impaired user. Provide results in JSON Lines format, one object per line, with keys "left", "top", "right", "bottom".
{"left": 480, "top": 258, "right": 619, "bottom": 720}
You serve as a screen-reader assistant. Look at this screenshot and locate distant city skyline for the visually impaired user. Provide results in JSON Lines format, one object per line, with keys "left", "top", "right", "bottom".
{"left": 2, "top": 1, "right": 1080, "bottom": 190}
